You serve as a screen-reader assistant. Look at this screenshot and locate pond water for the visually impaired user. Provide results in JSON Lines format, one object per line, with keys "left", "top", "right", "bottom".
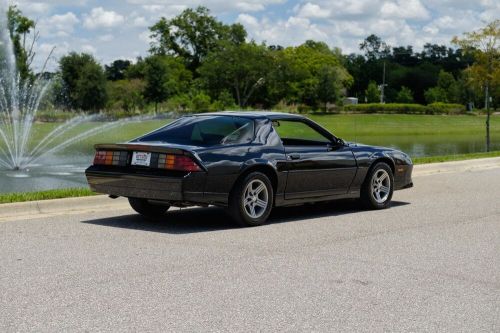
{"left": 0, "top": 120, "right": 499, "bottom": 194}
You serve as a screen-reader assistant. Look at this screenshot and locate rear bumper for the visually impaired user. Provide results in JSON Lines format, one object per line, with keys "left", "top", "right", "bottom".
{"left": 85, "top": 166, "right": 206, "bottom": 203}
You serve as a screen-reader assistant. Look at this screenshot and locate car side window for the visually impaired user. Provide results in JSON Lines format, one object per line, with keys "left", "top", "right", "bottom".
{"left": 220, "top": 121, "right": 254, "bottom": 145}
{"left": 273, "top": 120, "right": 330, "bottom": 146}
{"left": 135, "top": 116, "right": 254, "bottom": 146}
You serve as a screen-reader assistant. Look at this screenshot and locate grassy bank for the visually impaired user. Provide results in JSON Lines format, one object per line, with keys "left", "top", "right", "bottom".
{"left": 0, "top": 188, "right": 95, "bottom": 204}
{"left": 412, "top": 151, "right": 500, "bottom": 164}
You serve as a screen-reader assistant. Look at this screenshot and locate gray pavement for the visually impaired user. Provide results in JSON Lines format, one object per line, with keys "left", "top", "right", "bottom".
{"left": 1, "top": 166, "right": 499, "bottom": 332}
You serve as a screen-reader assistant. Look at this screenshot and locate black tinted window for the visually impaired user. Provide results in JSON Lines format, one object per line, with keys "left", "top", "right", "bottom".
{"left": 134, "top": 116, "right": 254, "bottom": 146}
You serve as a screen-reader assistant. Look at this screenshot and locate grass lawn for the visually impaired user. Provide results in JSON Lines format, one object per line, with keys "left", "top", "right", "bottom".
{"left": 0, "top": 188, "right": 96, "bottom": 204}
{"left": 412, "top": 150, "right": 500, "bottom": 164}
{"left": 24, "top": 113, "right": 500, "bottom": 146}
{"left": 307, "top": 113, "right": 500, "bottom": 137}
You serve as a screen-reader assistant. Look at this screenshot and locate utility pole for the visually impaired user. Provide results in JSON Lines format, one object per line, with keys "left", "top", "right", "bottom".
{"left": 379, "top": 61, "right": 387, "bottom": 104}
{"left": 485, "top": 83, "right": 490, "bottom": 152}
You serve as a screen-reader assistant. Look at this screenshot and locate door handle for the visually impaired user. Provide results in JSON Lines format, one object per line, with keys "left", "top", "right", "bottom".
{"left": 288, "top": 153, "right": 301, "bottom": 160}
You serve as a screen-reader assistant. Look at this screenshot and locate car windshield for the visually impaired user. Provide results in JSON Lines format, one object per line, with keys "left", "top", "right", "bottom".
{"left": 133, "top": 116, "right": 255, "bottom": 146}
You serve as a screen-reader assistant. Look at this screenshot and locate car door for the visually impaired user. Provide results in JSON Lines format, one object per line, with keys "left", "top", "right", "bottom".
{"left": 273, "top": 119, "right": 357, "bottom": 200}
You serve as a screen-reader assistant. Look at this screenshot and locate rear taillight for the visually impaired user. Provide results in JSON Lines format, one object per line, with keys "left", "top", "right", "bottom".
{"left": 93, "top": 150, "right": 127, "bottom": 166}
{"left": 157, "top": 154, "right": 202, "bottom": 172}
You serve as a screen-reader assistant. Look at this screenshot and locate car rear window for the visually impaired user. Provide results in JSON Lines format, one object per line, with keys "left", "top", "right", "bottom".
{"left": 134, "top": 116, "right": 255, "bottom": 146}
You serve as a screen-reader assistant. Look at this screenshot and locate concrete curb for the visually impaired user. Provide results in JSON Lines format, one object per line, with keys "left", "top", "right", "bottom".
{"left": 412, "top": 157, "right": 500, "bottom": 176}
{"left": 1, "top": 157, "right": 499, "bottom": 219}
{"left": 0, "top": 195, "right": 128, "bottom": 220}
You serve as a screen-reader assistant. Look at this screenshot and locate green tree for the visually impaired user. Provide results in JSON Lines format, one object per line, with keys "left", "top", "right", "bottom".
{"left": 59, "top": 52, "right": 107, "bottom": 111}
{"left": 437, "top": 70, "right": 460, "bottom": 102}
{"left": 360, "top": 34, "right": 390, "bottom": 60}
{"left": 395, "top": 86, "right": 414, "bottom": 103}
{"left": 125, "top": 57, "right": 147, "bottom": 79}
{"left": 453, "top": 20, "right": 499, "bottom": 151}
{"left": 192, "top": 92, "right": 212, "bottom": 112}
{"left": 272, "top": 41, "right": 352, "bottom": 108}
{"left": 149, "top": 6, "right": 246, "bottom": 72}
{"left": 214, "top": 90, "right": 236, "bottom": 110}
{"left": 105, "top": 59, "right": 131, "bottom": 81}
{"left": 365, "top": 81, "right": 380, "bottom": 103}
{"left": 198, "top": 41, "right": 272, "bottom": 107}
{"left": 107, "top": 79, "right": 145, "bottom": 112}
{"left": 143, "top": 55, "right": 192, "bottom": 112}
{"left": 6, "top": 5, "right": 37, "bottom": 82}
{"left": 317, "top": 66, "right": 347, "bottom": 109}
{"left": 424, "top": 87, "right": 447, "bottom": 104}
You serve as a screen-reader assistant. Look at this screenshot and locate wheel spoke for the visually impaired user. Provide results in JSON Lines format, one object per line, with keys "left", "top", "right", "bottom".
{"left": 380, "top": 185, "right": 390, "bottom": 193}
{"left": 249, "top": 204, "right": 256, "bottom": 217}
{"left": 253, "top": 183, "right": 266, "bottom": 195}
{"left": 255, "top": 198, "right": 267, "bottom": 208}
{"left": 375, "top": 191, "right": 382, "bottom": 202}
{"left": 378, "top": 172, "right": 388, "bottom": 181}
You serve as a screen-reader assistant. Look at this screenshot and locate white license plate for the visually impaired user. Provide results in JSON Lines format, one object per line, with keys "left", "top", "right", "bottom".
{"left": 131, "top": 151, "right": 151, "bottom": 167}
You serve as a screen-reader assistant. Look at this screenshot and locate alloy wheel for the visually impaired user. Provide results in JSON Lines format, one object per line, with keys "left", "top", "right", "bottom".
{"left": 242, "top": 179, "right": 269, "bottom": 219}
{"left": 371, "top": 169, "right": 391, "bottom": 204}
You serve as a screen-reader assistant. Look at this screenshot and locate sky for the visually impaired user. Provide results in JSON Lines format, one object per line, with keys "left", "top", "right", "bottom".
{"left": 8, "top": 0, "right": 499, "bottom": 71}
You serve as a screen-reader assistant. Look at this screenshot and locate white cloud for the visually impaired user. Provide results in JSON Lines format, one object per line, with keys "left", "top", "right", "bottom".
{"left": 237, "top": 13, "right": 260, "bottom": 28}
{"left": 98, "top": 34, "right": 114, "bottom": 42}
{"left": 381, "top": 0, "right": 430, "bottom": 20}
{"left": 83, "top": 7, "right": 125, "bottom": 29}
{"left": 235, "top": 2, "right": 265, "bottom": 12}
{"left": 26, "top": 2, "right": 50, "bottom": 14}
{"left": 81, "top": 44, "right": 96, "bottom": 54}
{"left": 133, "top": 16, "right": 149, "bottom": 27}
{"left": 237, "top": 14, "right": 328, "bottom": 46}
{"left": 139, "top": 31, "right": 153, "bottom": 44}
{"left": 48, "top": 12, "right": 80, "bottom": 30}
{"left": 37, "top": 12, "right": 79, "bottom": 38}
{"left": 296, "top": 2, "right": 331, "bottom": 19}
{"left": 127, "top": 0, "right": 285, "bottom": 13}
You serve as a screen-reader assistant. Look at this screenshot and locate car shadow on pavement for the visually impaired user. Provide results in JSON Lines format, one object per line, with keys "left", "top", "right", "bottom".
{"left": 81, "top": 200, "right": 410, "bottom": 234}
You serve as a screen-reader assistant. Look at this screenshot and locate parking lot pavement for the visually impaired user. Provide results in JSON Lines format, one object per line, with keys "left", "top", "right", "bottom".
{"left": 0, "top": 167, "right": 499, "bottom": 332}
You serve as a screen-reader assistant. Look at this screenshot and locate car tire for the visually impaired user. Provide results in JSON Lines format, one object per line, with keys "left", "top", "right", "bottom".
{"left": 128, "top": 198, "right": 170, "bottom": 218}
{"left": 228, "top": 172, "right": 274, "bottom": 227}
{"left": 361, "top": 162, "right": 394, "bottom": 210}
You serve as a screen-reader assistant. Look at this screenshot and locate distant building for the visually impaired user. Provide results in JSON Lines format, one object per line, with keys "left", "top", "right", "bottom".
{"left": 343, "top": 97, "right": 358, "bottom": 105}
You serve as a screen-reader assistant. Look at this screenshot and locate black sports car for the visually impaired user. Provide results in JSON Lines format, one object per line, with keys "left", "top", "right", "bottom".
{"left": 86, "top": 111, "right": 413, "bottom": 226}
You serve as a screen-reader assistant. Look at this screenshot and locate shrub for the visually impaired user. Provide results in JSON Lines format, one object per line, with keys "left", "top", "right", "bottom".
{"left": 426, "top": 102, "right": 466, "bottom": 115}
{"left": 297, "top": 104, "right": 313, "bottom": 113}
{"left": 192, "top": 92, "right": 212, "bottom": 112}
{"left": 343, "top": 103, "right": 467, "bottom": 115}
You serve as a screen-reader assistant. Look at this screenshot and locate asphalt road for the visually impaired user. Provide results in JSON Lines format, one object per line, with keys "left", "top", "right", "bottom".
{"left": 1, "top": 168, "right": 499, "bottom": 332}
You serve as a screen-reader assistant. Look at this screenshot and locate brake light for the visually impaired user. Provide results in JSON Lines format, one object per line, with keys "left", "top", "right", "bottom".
{"left": 93, "top": 150, "right": 127, "bottom": 166}
{"left": 157, "top": 154, "right": 201, "bottom": 172}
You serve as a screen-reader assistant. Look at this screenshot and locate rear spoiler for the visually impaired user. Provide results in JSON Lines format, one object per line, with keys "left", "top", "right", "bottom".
{"left": 94, "top": 143, "right": 191, "bottom": 156}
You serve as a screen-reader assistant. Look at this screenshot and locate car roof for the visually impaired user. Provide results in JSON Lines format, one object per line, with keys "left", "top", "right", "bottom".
{"left": 192, "top": 111, "right": 306, "bottom": 120}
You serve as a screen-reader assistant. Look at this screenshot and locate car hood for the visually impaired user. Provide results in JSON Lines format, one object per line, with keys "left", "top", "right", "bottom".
{"left": 346, "top": 141, "right": 397, "bottom": 151}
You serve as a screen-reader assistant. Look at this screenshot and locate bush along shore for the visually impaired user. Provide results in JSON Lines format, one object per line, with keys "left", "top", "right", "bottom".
{"left": 342, "top": 103, "right": 466, "bottom": 115}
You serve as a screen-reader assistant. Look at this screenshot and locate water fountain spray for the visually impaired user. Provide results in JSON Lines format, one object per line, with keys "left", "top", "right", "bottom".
{"left": 0, "top": 6, "right": 51, "bottom": 170}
